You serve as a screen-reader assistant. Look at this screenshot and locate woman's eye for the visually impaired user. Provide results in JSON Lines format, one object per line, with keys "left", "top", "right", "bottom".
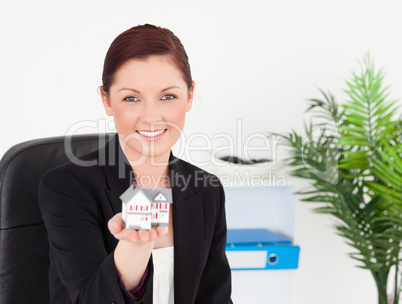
{"left": 123, "top": 96, "right": 139, "bottom": 102}
{"left": 161, "top": 94, "right": 177, "bottom": 101}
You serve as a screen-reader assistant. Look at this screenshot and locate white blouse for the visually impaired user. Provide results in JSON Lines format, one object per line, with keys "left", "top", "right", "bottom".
{"left": 151, "top": 246, "right": 174, "bottom": 304}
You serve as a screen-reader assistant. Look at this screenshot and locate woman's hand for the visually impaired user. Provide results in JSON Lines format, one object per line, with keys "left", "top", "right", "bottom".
{"left": 108, "top": 212, "right": 168, "bottom": 244}
{"left": 109, "top": 212, "right": 167, "bottom": 291}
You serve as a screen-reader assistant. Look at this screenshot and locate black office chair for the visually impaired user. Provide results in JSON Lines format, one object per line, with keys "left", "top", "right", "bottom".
{"left": 0, "top": 133, "right": 114, "bottom": 304}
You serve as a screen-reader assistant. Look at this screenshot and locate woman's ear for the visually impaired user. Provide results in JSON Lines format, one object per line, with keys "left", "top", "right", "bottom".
{"left": 100, "top": 86, "right": 113, "bottom": 116}
{"left": 186, "top": 81, "right": 195, "bottom": 112}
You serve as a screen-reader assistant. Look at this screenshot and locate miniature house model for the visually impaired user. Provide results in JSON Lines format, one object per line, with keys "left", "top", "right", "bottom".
{"left": 119, "top": 183, "right": 173, "bottom": 230}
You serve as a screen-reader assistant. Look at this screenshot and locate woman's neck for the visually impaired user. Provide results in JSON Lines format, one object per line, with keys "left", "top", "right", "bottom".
{"left": 118, "top": 137, "right": 171, "bottom": 188}
{"left": 130, "top": 160, "right": 170, "bottom": 189}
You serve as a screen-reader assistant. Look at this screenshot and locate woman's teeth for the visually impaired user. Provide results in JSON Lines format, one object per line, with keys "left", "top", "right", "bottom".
{"left": 137, "top": 129, "right": 166, "bottom": 137}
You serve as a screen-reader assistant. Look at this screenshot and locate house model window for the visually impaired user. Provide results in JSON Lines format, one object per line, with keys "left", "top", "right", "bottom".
{"left": 119, "top": 182, "right": 173, "bottom": 230}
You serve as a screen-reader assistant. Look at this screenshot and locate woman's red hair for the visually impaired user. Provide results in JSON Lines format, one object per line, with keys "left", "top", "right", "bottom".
{"left": 102, "top": 24, "right": 193, "bottom": 94}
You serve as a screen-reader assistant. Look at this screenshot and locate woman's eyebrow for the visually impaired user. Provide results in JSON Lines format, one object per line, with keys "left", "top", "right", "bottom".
{"left": 117, "top": 86, "right": 182, "bottom": 93}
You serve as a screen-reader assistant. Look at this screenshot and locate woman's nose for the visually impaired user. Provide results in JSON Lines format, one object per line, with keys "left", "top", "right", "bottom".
{"left": 140, "top": 101, "right": 163, "bottom": 126}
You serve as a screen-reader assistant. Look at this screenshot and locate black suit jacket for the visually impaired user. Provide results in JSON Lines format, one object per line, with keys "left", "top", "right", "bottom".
{"left": 38, "top": 133, "right": 233, "bottom": 304}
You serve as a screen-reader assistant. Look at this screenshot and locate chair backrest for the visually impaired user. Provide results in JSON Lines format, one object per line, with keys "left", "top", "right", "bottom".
{"left": 0, "top": 133, "right": 114, "bottom": 304}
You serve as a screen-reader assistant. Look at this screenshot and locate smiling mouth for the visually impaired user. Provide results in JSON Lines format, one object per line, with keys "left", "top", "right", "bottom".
{"left": 136, "top": 129, "right": 167, "bottom": 137}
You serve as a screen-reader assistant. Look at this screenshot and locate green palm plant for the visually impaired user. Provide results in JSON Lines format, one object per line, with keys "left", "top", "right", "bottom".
{"left": 270, "top": 54, "right": 402, "bottom": 304}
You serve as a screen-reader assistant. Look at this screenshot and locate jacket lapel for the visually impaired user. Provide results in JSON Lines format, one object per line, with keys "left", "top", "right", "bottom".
{"left": 171, "top": 188, "right": 204, "bottom": 303}
{"left": 100, "top": 133, "right": 204, "bottom": 303}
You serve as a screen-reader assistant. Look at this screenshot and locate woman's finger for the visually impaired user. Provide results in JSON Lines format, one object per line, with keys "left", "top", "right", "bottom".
{"left": 156, "top": 225, "right": 168, "bottom": 237}
{"left": 108, "top": 213, "right": 124, "bottom": 235}
{"left": 138, "top": 229, "right": 150, "bottom": 242}
{"left": 127, "top": 229, "right": 139, "bottom": 242}
{"left": 148, "top": 228, "right": 157, "bottom": 241}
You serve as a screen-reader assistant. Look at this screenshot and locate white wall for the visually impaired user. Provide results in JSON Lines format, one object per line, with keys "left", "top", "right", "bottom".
{"left": 1, "top": 1, "right": 401, "bottom": 303}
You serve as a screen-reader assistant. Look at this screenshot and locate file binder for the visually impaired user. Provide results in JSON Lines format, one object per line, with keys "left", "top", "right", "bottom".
{"left": 225, "top": 228, "right": 300, "bottom": 270}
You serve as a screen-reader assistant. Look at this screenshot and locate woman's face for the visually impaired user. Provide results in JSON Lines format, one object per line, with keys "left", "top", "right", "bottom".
{"left": 101, "top": 55, "right": 194, "bottom": 163}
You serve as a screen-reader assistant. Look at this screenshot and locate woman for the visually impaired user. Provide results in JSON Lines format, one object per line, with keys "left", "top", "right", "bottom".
{"left": 38, "top": 24, "right": 233, "bottom": 304}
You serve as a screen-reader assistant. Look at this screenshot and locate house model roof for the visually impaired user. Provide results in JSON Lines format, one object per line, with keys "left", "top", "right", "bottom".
{"left": 120, "top": 184, "right": 173, "bottom": 204}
